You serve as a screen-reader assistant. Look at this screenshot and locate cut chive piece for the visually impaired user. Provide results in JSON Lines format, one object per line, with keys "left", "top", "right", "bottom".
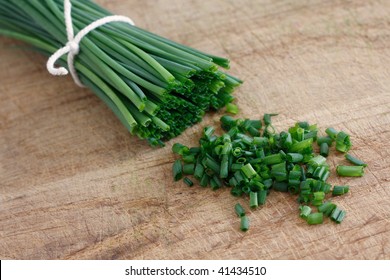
{"left": 249, "top": 192, "right": 258, "bottom": 209}
{"left": 336, "top": 131, "right": 352, "bottom": 153}
{"left": 336, "top": 165, "right": 364, "bottom": 177}
{"left": 226, "top": 103, "right": 239, "bottom": 114}
{"left": 325, "top": 127, "right": 338, "bottom": 139}
{"left": 172, "top": 160, "right": 183, "bottom": 181}
{"left": 183, "top": 177, "right": 194, "bottom": 187}
{"left": 299, "top": 205, "right": 312, "bottom": 220}
{"left": 286, "top": 153, "right": 304, "bottom": 163}
{"left": 320, "top": 142, "right": 329, "bottom": 157}
{"left": 330, "top": 207, "right": 346, "bottom": 223}
{"left": 345, "top": 154, "right": 367, "bottom": 167}
{"left": 172, "top": 143, "right": 189, "bottom": 155}
{"left": 317, "top": 136, "right": 333, "bottom": 146}
{"left": 332, "top": 185, "right": 350, "bottom": 196}
{"left": 257, "top": 190, "right": 267, "bottom": 205}
{"left": 241, "top": 163, "right": 257, "bottom": 178}
{"left": 183, "top": 163, "right": 195, "bottom": 175}
{"left": 318, "top": 202, "right": 337, "bottom": 217}
{"left": 307, "top": 212, "right": 324, "bottom": 225}
{"left": 234, "top": 203, "right": 246, "bottom": 217}
{"left": 240, "top": 216, "right": 250, "bottom": 232}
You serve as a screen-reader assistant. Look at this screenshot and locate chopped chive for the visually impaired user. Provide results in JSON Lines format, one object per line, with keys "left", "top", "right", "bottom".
{"left": 263, "top": 113, "right": 278, "bottom": 126}
{"left": 299, "top": 205, "right": 312, "bottom": 219}
{"left": 220, "top": 155, "right": 229, "bottom": 178}
{"left": 308, "top": 155, "right": 327, "bottom": 168}
{"left": 205, "top": 157, "right": 221, "bottom": 174}
{"left": 232, "top": 147, "right": 243, "bottom": 157}
{"left": 330, "top": 207, "right": 346, "bottom": 223}
{"left": 183, "top": 163, "right": 195, "bottom": 175}
{"left": 262, "top": 154, "right": 283, "bottom": 165}
{"left": 234, "top": 203, "right": 246, "bottom": 217}
{"left": 240, "top": 216, "right": 250, "bottom": 232}
{"left": 325, "top": 127, "right": 338, "bottom": 139}
{"left": 249, "top": 192, "right": 258, "bottom": 209}
{"left": 241, "top": 163, "right": 257, "bottom": 178}
{"left": 317, "top": 136, "right": 333, "bottom": 146}
{"left": 336, "top": 131, "right": 352, "bottom": 153}
{"left": 226, "top": 103, "right": 239, "bottom": 114}
{"left": 286, "top": 153, "right": 304, "bottom": 163}
{"left": 182, "top": 154, "right": 196, "bottom": 163}
{"left": 332, "top": 185, "right": 349, "bottom": 196}
{"left": 307, "top": 212, "right": 324, "bottom": 225}
{"left": 336, "top": 165, "right": 364, "bottom": 177}
{"left": 318, "top": 202, "right": 337, "bottom": 217}
{"left": 172, "top": 143, "right": 189, "bottom": 155}
{"left": 273, "top": 181, "right": 288, "bottom": 192}
{"left": 257, "top": 190, "right": 267, "bottom": 205}
{"left": 199, "top": 174, "right": 209, "bottom": 187}
{"left": 320, "top": 142, "right": 329, "bottom": 157}
{"left": 345, "top": 154, "right": 367, "bottom": 167}
{"left": 172, "top": 160, "right": 183, "bottom": 181}
{"left": 194, "top": 160, "right": 205, "bottom": 179}
{"left": 183, "top": 177, "right": 194, "bottom": 187}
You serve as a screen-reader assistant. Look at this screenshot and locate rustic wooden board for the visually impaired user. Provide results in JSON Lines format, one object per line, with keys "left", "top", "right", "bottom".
{"left": 1, "top": 0, "right": 390, "bottom": 259}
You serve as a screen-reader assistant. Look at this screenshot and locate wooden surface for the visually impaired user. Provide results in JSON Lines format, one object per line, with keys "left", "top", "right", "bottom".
{"left": 1, "top": 0, "right": 390, "bottom": 260}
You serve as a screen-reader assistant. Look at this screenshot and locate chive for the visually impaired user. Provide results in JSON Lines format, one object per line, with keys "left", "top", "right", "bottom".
{"left": 320, "top": 142, "right": 329, "bottom": 157}
{"left": 336, "top": 131, "right": 352, "bottom": 153}
{"left": 307, "top": 213, "right": 324, "bottom": 225}
{"left": 317, "top": 136, "right": 333, "bottom": 146}
{"left": 205, "top": 157, "right": 221, "bottom": 174}
{"left": 183, "top": 177, "right": 194, "bottom": 187}
{"left": 249, "top": 192, "right": 258, "bottom": 209}
{"left": 318, "top": 202, "right": 337, "bottom": 217}
{"left": 241, "top": 163, "right": 257, "bottom": 178}
{"left": 325, "top": 127, "right": 338, "bottom": 139}
{"left": 182, "top": 154, "right": 196, "bottom": 163}
{"left": 257, "top": 190, "right": 267, "bottom": 205}
{"left": 299, "top": 205, "right": 312, "bottom": 219}
{"left": 183, "top": 163, "right": 195, "bottom": 175}
{"left": 232, "top": 147, "right": 243, "bottom": 157}
{"left": 332, "top": 185, "right": 349, "bottom": 196}
{"left": 330, "top": 207, "right": 346, "bottom": 223}
{"left": 345, "top": 154, "right": 367, "bottom": 167}
{"left": 286, "top": 153, "right": 304, "bottom": 163}
{"left": 229, "top": 177, "right": 238, "bottom": 187}
{"left": 194, "top": 160, "right": 205, "bottom": 179}
{"left": 263, "top": 113, "right": 278, "bottom": 126}
{"left": 172, "top": 143, "right": 189, "bottom": 155}
{"left": 226, "top": 103, "right": 239, "bottom": 114}
{"left": 240, "top": 216, "right": 250, "bottom": 232}
{"left": 308, "top": 155, "right": 327, "bottom": 168}
{"left": 231, "top": 163, "right": 244, "bottom": 172}
{"left": 220, "top": 155, "right": 229, "bottom": 179}
{"left": 336, "top": 165, "right": 364, "bottom": 177}
{"left": 234, "top": 203, "right": 246, "bottom": 217}
{"left": 290, "top": 138, "right": 313, "bottom": 153}
{"left": 172, "top": 160, "right": 183, "bottom": 181}
{"left": 199, "top": 174, "right": 209, "bottom": 187}
{"left": 262, "top": 154, "right": 283, "bottom": 165}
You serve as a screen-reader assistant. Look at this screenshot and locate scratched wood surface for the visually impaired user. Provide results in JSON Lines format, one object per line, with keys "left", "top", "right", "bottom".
{"left": 1, "top": 0, "right": 390, "bottom": 260}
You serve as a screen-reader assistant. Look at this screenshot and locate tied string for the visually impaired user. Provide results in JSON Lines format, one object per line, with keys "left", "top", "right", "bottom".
{"left": 46, "top": 0, "right": 135, "bottom": 87}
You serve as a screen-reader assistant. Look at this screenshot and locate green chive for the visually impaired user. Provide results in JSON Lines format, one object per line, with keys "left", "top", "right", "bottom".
{"left": 325, "top": 127, "right": 338, "bottom": 139}
{"left": 241, "top": 163, "right": 257, "bottom": 178}
{"left": 317, "top": 136, "right": 333, "bottom": 146}
{"left": 336, "top": 165, "right": 364, "bottom": 177}
{"left": 183, "top": 163, "right": 195, "bottom": 175}
{"left": 320, "top": 142, "right": 329, "bottom": 157}
{"left": 226, "top": 103, "right": 239, "bottom": 114}
{"left": 299, "top": 205, "right": 312, "bottom": 219}
{"left": 183, "top": 177, "right": 194, "bottom": 187}
{"left": 345, "top": 154, "right": 367, "bottom": 167}
{"left": 332, "top": 185, "right": 350, "bottom": 196}
{"left": 307, "top": 212, "right": 324, "bottom": 225}
{"left": 234, "top": 203, "right": 246, "bottom": 217}
{"left": 286, "top": 153, "right": 304, "bottom": 163}
{"left": 249, "top": 192, "right": 258, "bottom": 209}
{"left": 240, "top": 216, "right": 250, "bottom": 232}
{"left": 172, "top": 159, "right": 183, "bottom": 181}
{"left": 172, "top": 143, "right": 189, "bottom": 155}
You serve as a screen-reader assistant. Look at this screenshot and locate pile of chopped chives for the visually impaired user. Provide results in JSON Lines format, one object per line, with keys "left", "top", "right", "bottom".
{"left": 0, "top": 0, "right": 241, "bottom": 146}
{"left": 172, "top": 114, "right": 367, "bottom": 231}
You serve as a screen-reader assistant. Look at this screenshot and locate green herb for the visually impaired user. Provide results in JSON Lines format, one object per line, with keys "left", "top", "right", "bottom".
{"left": 226, "top": 103, "right": 239, "bottom": 115}
{"left": 0, "top": 0, "right": 241, "bottom": 146}
{"left": 172, "top": 160, "right": 183, "bottom": 181}
{"left": 240, "top": 216, "right": 250, "bottom": 232}
{"left": 336, "top": 165, "right": 365, "bottom": 177}
{"left": 345, "top": 154, "right": 367, "bottom": 167}
{"left": 172, "top": 114, "right": 367, "bottom": 231}
{"left": 183, "top": 177, "right": 194, "bottom": 187}
{"left": 234, "top": 203, "right": 246, "bottom": 217}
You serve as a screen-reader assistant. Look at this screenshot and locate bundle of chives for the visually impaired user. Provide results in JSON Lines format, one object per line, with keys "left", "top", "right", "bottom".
{"left": 0, "top": 0, "right": 242, "bottom": 146}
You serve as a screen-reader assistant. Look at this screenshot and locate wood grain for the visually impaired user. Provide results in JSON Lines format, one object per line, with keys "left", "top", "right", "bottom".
{"left": 1, "top": 0, "right": 389, "bottom": 259}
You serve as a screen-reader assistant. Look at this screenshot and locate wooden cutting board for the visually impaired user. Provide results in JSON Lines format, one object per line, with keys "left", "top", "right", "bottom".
{"left": 1, "top": 0, "right": 389, "bottom": 259}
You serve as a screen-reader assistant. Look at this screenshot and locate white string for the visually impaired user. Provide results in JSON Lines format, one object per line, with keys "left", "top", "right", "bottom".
{"left": 46, "top": 0, "right": 135, "bottom": 87}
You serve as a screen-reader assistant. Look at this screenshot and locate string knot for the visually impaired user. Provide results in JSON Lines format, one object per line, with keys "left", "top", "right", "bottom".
{"left": 46, "top": 0, "right": 135, "bottom": 87}
{"left": 67, "top": 41, "right": 79, "bottom": 55}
